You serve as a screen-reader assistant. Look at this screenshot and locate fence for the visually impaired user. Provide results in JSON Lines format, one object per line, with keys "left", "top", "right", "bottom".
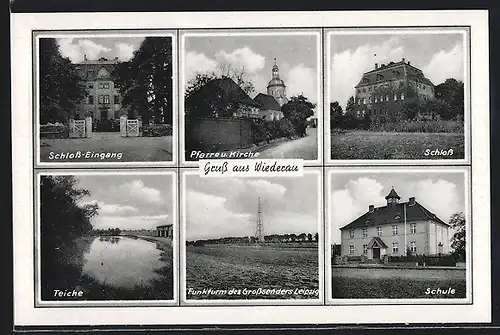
{"left": 120, "top": 115, "right": 142, "bottom": 137}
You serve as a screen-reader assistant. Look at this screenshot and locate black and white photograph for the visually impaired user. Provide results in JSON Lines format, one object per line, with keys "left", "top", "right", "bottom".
{"left": 182, "top": 171, "right": 321, "bottom": 302}
{"left": 327, "top": 29, "right": 467, "bottom": 161}
{"left": 181, "top": 31, "right": 321, "bottom": 163}
{"left": 327, "top": 168, "right": 469, "bottom": 301}
{"left": 36, "top": 34, "right": 176, "bottom": 164}
{"left": 37, "top": 172, "right": 177, "bottom": 303}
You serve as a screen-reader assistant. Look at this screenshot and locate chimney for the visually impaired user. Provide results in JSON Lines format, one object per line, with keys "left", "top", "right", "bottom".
{"left": 375, "top": 63, "right": 378, "bottom": 69}
{"left": 402, "top": 57, "right": 405, "bottom": 63}
{"left": 408, "top": 197, "right": 416, "bottom": 206}
{"left": 369, "top": 205, "right": 375, "bottom": 213}
{"left": 84, "top": 54, "right": 87, "bottom": 61}
{"left": 408, "top": 61, "right": 411, "bottom": 65}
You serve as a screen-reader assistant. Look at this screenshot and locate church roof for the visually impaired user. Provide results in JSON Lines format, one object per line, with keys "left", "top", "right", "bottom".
{"left": 339, "top": 200, "right": 449, "bottom": 230}
{"left": 253, "top": 93, "right": 281, "bottom": 111}
{"left": 355, "top": 60, "right": 434, "bottom": 88}
{"left": 267, "top": 78, "right": 286, "bottom": 88}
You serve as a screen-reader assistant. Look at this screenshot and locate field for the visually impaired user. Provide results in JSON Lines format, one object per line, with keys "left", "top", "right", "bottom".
{"left": 331, "top": 266, "right": 466, "bottom": 299}
{"left": 330, "top": 130, "right": 464, "bottom": 160}
{"left": 186, "top": 244, "right": 319, "bottom": 300}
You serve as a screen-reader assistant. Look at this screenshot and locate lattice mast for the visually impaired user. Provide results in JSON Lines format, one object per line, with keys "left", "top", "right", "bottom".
{"left": 255, "top": 197, "right": 264, "bottom": 243}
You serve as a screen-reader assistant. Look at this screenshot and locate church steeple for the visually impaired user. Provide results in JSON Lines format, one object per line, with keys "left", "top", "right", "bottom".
{"left": 272, "top": 58, "right": 280, "bottom": 79}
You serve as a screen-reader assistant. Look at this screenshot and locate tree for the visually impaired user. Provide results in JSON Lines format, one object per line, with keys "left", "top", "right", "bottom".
{"left": 450, "top": 212, "right": 466, "bottom": 261}
{"left": 307, "top": 233, "right": 313, "bottom": 242}
{"left": 435, "top": 78, "right": 464, "bottom": 120}
{"left": 113, "top": 37, "right": 173, "bottom": 125}
{"left": 345, "top": 96, "right": 355, "bottom": 115}
{"left": 281, "top": 95, "right": 316, "bottom": 137}
{"left": 39, "top": 38, "right": 87, "bottom": 124}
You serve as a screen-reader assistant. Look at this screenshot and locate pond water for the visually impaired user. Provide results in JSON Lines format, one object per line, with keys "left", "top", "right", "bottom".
{"left": 83, "top": 236, "right": 164, "bottom": 289}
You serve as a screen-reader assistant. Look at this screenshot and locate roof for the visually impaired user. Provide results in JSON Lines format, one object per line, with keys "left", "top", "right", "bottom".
{"left": 253, "top": 93, "right": 281, "bottom": 111}
{"left": 385, "top": 188, "right": 401, "bottom": 200}
{"left": 355, "top": 60, "right": 434, "bottom": 88}
{"left": 186, "top": 77, "right": 261, "bottom": 108}
{"left": 156, "top": 224, "right": 173, "bottom": 229}
{"left": 367, "top": 236, "right": 388, "bottom": 249}
{"left": 267, "top": 78, "right": 286, "bottom": 87}
{"left": 339, "top": 201, "right": 449, "bottom": 230}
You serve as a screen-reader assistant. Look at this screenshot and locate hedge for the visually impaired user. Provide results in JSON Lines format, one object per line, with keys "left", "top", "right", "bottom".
{"left": 40, "top": 124, "right": 69, "bottom": 139}
{"left": 142, "top": 124, "right": 173, "bottom": 137}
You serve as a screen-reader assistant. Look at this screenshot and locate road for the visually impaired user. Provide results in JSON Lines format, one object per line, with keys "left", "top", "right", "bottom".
{"left": 257, "top": 127, "right": 318, "bottom": 160}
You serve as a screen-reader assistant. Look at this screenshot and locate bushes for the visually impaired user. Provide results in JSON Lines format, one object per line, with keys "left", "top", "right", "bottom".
{"left": 388, "top": 254, "right": 457, "bottom": 267}
{"left": 142, "top": 124, "right": 173, "bottom": 137}
{"left": 369, "top": 120, "right": 464, "bottom": 133}
{"left": 251, "top": 118, "right": 296, "bottom": 145}
{"left": 40, "top": 123, "right": 69, "bottom": 139}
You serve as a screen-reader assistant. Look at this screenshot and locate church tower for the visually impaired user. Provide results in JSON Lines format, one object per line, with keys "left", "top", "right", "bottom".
{"left": 267, "top": 58, "right": 288, "bottom": 107}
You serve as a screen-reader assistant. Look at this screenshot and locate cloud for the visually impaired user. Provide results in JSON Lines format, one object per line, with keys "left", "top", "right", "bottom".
{"left": 330, "top": 37, "right": 404, "bottom": 109}
{"left": 186, "top": 190, "right": 252, "bottom": 240}
{"left": 117, "top": 180, "right": 164, "bottom": 205}
{"left": 215, "top": 47, "right": 266, "bottom": 74}
{"left": 115, "top": 42, "right": 135, "bottom": 61}
{"left": 185, "top": 51, "right": 218, "bottom": 83}
{"left": 285, "top": 63, "right": 318, "bottom": 103}
{"left": 422, "top": 43, "right": 464, "bottom": 85}
{"left": 57, "top": 38, "right": 111, "bottom": 63}
{"left": 407, "top": 179, "right": 461, "bottom": 222}
{"left": 80, "top": 200, "right": 139, "bottom": 215}
{"left": 245, "top": 180, "right": 287, "bottom": 199}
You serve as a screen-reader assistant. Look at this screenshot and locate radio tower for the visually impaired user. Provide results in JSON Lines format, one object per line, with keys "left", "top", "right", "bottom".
{"left": 255, "top": 197, "right": 264, "bottom": 243}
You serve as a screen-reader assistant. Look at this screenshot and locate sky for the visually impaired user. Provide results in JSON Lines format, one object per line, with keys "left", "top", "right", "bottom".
{"left": 75, "top": 174, "right": 173, "bottom": 230}
{"left": 329, "top": 171, "right": 466, "bottom": 244}
{"left": 55, "top": 37, "right": 146, "bottom": 63}
{"left": 184, "top": 33, "right": 319, "bottom": 104}
{"left": 329, "top": 32, "right": 465, "bottom": 109}
{"left": 185, "top": 173, "right": 320, "bottom": 241}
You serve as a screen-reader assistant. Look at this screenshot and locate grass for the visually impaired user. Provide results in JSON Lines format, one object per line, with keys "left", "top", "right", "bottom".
{"left": 331, "top": 130, "right": 464, "bottom": 160}
{"left": 331, "top": 276, "right": 466, "bottom": 299}
{"left": 40, "top": 133, "right": 173, "bottom": 162}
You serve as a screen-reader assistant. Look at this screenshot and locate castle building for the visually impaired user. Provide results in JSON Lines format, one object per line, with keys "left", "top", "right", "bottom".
{"left": 339, "top": 188, "right": 450, "bottom": 260}
{"left": 353, "top": 58, "right": 435, "bottom": 119}
{"left": 74, "top": 56, "right": 123, "bottom": 124}
{"left": 266, "top": 59, "right": 288, "bottom": 107}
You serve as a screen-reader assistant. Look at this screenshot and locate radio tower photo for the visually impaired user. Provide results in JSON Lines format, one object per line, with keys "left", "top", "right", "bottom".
{"left": 255, "top": 197, "right": 264, "bottom": 243}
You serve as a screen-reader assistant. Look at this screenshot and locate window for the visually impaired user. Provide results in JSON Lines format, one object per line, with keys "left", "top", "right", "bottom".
{"left": 400, "top": 92, "right": 405, "bottom": 100}
{"left": 98, "top": 95, "right": 104, "bottom": 104}
{"left": 88, "top": 95, "right": 94, "bottom": 104}
{"left": 368, "top": 96, "right": 372, "bottom": 103}
{"left": 363, "top": 245, "right": 368, "bottom": 254}
{"left": 357, "top": 99, "right": 361, "bottom": 105}
{"left": 410, "top": 241, "right": 417, "bottom": 253}
{"left": 374, "top": 96, "right": 378, "bottom": 103}
{"left": 362, "top": 98, "right": 366, "bottom": 104}
{"left": 385, "top": 95, "right": 389, "bottom": 101}
{"left": 362, "top": 88, "right": 366, "bottom": 93}
{"left": 114, "top": 95, "right": 120, "bottom": 104}
{"left": 356, "top": 110, "right": 361, "bottom": 117}
{"left": 369, "top": 87, "right": 372, "bottom": 91}
{"left": 98, "top": 82, "right": 104, "bottom": 89}
{"left": 349, "top": 229, "right": 355, "bottom": 239}
{"left": 377, "top": 227, "right": 382, "bottom": 237}
{"left": 392, "top": 242, "right": 399, "bottom": 253}
{"left": 362, "top": 228, "right": 368, "bottom": 238}
{"left": 88, "top": 83, "right": 94, "bottom": 89}
{"left": 103, "top": 95, "right": 110, "bottom": 104}
{"left": 423, "top": 85, "right": 426, "bottom": 89}
{"left": 362, "top": 110, "right": 366, "bottom": 116}
{"left": 357, "top": 89, "right": 361, "bottom": 94}
{"left": 392, "top": 225, "right": 398, "bottom": 236}
{"left": 349, "top": 245, "right": 355, "bottom": 255}
{"left": 394, "top": 94, "right": 398, "bottom": 101}
{"left": 410, "top": 223, "right": 416, "bottom": 234}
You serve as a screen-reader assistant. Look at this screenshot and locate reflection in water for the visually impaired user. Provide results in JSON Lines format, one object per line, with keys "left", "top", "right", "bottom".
{"left": 83, "top": 236, "right": 163, "bottom": 289}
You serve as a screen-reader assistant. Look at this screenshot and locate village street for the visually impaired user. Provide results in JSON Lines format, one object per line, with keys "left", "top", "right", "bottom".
{"left": 257, "top": 127, "right": 318, "bottom": 160}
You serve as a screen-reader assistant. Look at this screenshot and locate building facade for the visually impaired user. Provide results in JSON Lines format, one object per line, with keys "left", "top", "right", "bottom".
{"left": 75, "top": 56, "right": 123, "bottom": 123}
{"left": 156, "top": 224, "right": 173, "bottom": 239}
{"left": 253, "top": 93, "right": 284, "bottom": 121}
{"left": 353, "top": 58, "right": 435, "bottom": 119}
{"left": 339, "top": 188, "right": 450, "bottom": 260}
{"left": 266, "top": 59, "right": 288, "bottom": 107}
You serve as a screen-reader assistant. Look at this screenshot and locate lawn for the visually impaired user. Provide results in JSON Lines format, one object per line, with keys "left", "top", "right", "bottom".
{"left": 40, "top": 133, "right": 173, "bottom": 162}
{"left": 331, "top": 130, "right": 464, "bottom": 160}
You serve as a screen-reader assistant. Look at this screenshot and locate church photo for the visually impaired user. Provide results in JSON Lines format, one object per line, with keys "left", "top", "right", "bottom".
{"left": 181, "top": 31, "right": 320, "bottom": 162}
